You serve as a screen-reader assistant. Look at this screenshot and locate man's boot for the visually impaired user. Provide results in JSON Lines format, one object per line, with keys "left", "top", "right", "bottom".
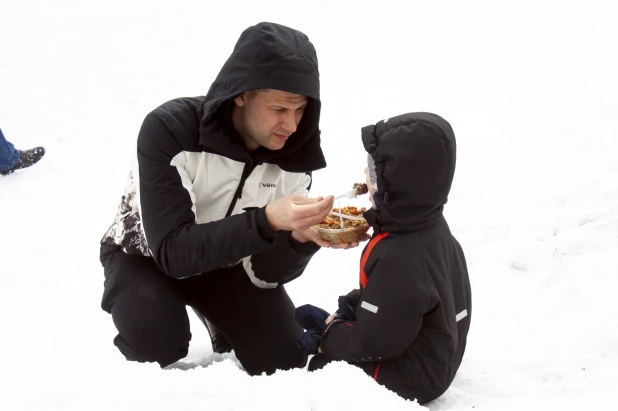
{"left": 1, "top": 147, "right": 46, "bottom": 175}
{"left": 192, "top": 308, "right": 232, "bottom": 354}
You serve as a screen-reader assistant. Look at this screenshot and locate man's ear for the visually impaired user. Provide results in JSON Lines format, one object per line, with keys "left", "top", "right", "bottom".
{"left": 234, "top": 92, "right": 248, "bottom": 107}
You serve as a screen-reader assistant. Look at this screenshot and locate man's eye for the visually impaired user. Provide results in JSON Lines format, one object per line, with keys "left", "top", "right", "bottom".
{"left": 273, "top": 108, "right": 285, "bottom": 112}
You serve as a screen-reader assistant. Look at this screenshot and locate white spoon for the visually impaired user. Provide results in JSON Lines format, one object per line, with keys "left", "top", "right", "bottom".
{"left": 333, "top": 189, "right": 357, "bottom": 200}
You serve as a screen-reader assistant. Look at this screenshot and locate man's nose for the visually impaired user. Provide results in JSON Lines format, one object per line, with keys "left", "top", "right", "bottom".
{"left": 281, "top": 112, "right": 297, "bottom": 134}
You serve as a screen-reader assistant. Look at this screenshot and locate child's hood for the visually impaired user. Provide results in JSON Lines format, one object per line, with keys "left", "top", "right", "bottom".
{"left": 362, "top": 112, "right": 457, "bottom": 232}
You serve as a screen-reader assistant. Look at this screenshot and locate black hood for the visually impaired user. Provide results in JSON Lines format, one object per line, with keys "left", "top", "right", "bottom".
{"left": 362, "top": 112, "right": 457, "bottom": 233}
{"left": 198, "top": 22, "right": 325, "bottom": 172}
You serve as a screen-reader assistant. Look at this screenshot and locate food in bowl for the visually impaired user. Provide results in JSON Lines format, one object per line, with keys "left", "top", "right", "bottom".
{"left": 315, "top": 206, "right": 367, "bottom": 229}
{"left": 314, "top": 206, "right": 369, "bottom": 243}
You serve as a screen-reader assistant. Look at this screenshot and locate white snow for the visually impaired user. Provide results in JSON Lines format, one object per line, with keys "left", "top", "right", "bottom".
{"left": 1, "top": 0, "right": 617, "bottom": 410}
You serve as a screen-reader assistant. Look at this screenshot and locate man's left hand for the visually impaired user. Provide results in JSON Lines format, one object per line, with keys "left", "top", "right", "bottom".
{"left": 291, "top": 228, "right": 369, "bottom": 249}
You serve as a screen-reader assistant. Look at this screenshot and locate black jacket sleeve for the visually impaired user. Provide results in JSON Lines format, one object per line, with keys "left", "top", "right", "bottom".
{"left": 247, "top": 229, "right": 320, "bottom": 285}
{"left": 244, "top": 177, "right": 320, "bottom": 286}
{"left": 321, "top": 256, "right": 438, "bottom": 362}
{"left": 342, "top": 289, "right": 361, "bottom": 310}
{"left": 137, "top": 113, "right": 275, "bottom": 278}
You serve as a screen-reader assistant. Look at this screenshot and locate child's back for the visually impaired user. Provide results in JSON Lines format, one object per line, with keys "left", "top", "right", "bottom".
{"left": 318, "top": 112, "right": 472, "bottom": 404}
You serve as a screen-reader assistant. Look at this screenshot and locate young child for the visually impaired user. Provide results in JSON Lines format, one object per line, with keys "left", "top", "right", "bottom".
{"left": 296, "top": 112, "right": 472, "bottom": 404}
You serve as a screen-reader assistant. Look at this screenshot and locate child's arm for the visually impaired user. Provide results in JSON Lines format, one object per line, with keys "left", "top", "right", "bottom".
{"left": 320, "top": 257, "right": 437, "bottom": 362}
{"left": 335, "top": 288, "right": 361, "bottom": 320}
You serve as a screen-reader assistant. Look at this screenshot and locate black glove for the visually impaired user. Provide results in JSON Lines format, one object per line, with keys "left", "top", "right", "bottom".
{"left": 295, "top": 304, "right": 331, "bottom": 355}
{"left": 297, "top": 329, "right": 323, "bottom": 355}
{"left": 295, "top": 304, "right": 330, "bottom": 332}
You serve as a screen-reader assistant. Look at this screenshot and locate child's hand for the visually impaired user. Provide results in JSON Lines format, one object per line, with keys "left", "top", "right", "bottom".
{"left": 316, "top": 314, "right": 337, "bottom": 354}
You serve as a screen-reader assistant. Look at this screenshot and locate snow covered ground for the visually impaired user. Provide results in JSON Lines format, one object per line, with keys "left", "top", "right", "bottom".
{"left": 1, "top": 0, "right": 617, "bottom": 409}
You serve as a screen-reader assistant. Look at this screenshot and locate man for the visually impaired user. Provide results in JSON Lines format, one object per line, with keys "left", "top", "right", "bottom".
{"left": 99, "top": 22, "right": 359, "bottom": 375}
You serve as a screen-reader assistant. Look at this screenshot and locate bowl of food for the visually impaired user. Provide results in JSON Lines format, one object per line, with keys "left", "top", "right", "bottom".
{"left": 314, "top": 205, "right": 369, "bottom": 243}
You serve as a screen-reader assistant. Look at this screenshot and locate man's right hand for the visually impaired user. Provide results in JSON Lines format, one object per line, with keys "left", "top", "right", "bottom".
{"left": 265, "top": 195, "right": 334, "bottom": 232}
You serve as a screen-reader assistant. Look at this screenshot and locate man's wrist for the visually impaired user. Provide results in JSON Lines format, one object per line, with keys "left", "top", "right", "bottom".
{"left": 264, "top": 204, "right": 282, "bottom": 232}
{"left": 291, "top": 230, "right": 309, "bottom": 243}
{"left": 256, "top": 207, "right": 278, "bottom": 242}
{"left": 289, "top": 231, "right": 321, "bottom": 255}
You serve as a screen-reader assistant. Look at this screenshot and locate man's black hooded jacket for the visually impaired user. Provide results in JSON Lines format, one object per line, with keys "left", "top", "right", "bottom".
{"left": 101, "top": 22, "right": 326, "bottom": 287}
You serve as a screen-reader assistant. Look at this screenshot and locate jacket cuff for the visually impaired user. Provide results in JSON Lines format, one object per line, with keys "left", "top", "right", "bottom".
{"left": 289, "top": 233, "right": 321, "bottom": 256}
{"left": 256, "top": 206, "right": 278, "bottom": 242}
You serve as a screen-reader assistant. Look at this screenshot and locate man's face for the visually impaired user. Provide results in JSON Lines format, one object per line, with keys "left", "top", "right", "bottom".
{"left": 364, "top": 167, "right": 377, "bottom": 209}
{"left": 233, "top": 89, "right": 308, "bottom": 151}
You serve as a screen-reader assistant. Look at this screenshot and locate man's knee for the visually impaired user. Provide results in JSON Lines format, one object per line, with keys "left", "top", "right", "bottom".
{"left": 113, "top": 333, "right": 189, "bottom": 368}
{"left": 107, "top": 280, "right": 191, "bottom": 367}
{"left": 100, "top": 251, "right": 191, "bottom": 366}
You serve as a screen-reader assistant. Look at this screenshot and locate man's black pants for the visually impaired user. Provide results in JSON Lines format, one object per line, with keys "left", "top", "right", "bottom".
{"left": 100, "top": 245, "right": 306, "bottom": 375}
